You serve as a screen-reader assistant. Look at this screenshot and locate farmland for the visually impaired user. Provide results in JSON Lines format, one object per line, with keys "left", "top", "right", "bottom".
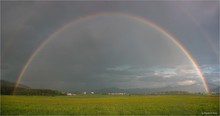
{"left": 1, "top": 95, "right": 219, "bottom": 115}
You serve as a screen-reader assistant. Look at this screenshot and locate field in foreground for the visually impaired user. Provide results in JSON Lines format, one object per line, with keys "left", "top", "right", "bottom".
{"left": 1, "top": 95, "right": 219, "bottom": 115}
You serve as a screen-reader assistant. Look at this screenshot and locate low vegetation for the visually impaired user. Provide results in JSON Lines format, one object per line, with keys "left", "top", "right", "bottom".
{"left": 1, "top": 95, "right": 219, "bottom": 115}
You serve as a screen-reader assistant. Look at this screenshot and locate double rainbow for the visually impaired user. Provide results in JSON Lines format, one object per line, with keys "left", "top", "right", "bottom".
{"left": 14, "top": 13, "right": 210, "bottom": 94}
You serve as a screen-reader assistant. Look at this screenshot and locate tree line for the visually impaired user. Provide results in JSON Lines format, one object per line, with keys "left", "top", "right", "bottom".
{"left": 1, "top": 80, "right": 65, "bottom": 96}
{"left": 1, "top": 86, "right": 65, "bottom": 96}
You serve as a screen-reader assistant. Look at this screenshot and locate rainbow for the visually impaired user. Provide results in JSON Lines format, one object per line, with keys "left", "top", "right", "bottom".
{"left": 13, "top": 13, "right": 210, "bottom": 94}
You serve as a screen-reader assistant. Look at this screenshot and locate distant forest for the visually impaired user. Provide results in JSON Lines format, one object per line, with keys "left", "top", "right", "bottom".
{"left": 1, "top": 80, "right": 65, "bottom": 96}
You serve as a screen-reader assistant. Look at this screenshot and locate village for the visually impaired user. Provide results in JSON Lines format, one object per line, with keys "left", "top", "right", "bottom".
{"left": 66, "top": 91, "right": 126, "bottom": 96}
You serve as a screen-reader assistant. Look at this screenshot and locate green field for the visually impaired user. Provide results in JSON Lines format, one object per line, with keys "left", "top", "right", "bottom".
{"left": 1, "top": 95, "right": 219, "bottom": 115}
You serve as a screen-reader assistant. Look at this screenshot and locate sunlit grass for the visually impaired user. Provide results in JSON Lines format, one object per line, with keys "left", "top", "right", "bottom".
{"left": 1, "top": 95, "right": 219, "bottom": 115}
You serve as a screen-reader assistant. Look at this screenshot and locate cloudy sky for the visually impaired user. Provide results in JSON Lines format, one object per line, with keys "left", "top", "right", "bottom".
{"left": 1, "top": 1, "right": 219, "bottom": 92}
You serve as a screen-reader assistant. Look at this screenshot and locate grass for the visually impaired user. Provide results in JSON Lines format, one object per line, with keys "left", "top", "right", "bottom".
{"left": 1, "top": 94, "right": 219, "bottom": 115}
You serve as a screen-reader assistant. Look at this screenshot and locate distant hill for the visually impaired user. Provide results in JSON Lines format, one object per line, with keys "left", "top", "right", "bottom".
{"left": 210, "top": 86, "right": 220, "bottom": 93}
{"left": 1, "top": 80, "right": 30, "bottom": 89}
{"left": 94, "top": 85, "right": 214, "bottom": 94}
{"left": 94, "top": 87, "right": 192, "bottom": 94}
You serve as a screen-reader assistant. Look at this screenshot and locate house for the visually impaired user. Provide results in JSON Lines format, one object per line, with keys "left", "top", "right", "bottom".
{"left": 67, "top": 92, "right": 76, "bottom": 96}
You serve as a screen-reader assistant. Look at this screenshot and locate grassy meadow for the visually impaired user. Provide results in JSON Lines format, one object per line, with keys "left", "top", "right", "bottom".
{"left": 1, "top": 95, "right": 219, "bottom": 115}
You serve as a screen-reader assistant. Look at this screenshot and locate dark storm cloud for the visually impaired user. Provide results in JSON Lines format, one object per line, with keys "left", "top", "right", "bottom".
{"left": 1, "top": 1, "right": 142, "bottom": 82}
{"left": 1, "top": 2, "right": 64, "bottom": 81}
{"left": 1, "top": 1, "right": 218, "bottom": 92}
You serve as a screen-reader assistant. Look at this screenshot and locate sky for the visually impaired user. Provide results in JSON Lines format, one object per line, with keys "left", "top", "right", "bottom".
{"left": 1, "top": 1, "right": 219, "bottom": 92}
